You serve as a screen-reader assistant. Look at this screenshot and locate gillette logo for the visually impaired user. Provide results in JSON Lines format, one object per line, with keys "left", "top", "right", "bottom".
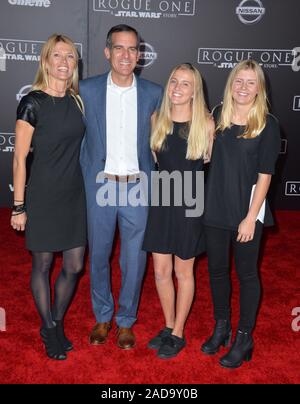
{"left": 8, "top": 0, "right": 51, "bottom": 7}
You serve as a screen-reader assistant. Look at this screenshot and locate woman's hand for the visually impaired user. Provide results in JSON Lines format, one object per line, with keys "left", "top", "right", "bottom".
{"left": 12, "top": 119, "right": 34, "bottom": 232}
{"left": 11, "top": 212, "right": 27, "bottom": 232}
{"left": 237, "top": 217, "right": 256, "bottom": 243}
{"left": 204, "top": 115, "right": 215, "bottom": 164}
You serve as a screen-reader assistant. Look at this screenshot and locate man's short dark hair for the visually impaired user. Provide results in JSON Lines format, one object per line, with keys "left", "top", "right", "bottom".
{"left": 106, "top": 24, "right": 141, "bottom": 49}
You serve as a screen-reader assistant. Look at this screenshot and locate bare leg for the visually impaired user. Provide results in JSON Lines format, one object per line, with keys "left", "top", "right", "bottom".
{"left": 172, "top": 256, "right": 195, "bottom": 338}
{"left": 152, "top": 253, "right": 175, "bottom": 328}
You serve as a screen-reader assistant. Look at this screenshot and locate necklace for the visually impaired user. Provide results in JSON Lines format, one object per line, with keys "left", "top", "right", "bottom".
{"left": 47, "top": 86, "right": 66, "bottom": 96}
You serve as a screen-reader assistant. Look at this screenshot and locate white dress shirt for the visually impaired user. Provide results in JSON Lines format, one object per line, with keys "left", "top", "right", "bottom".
{"left": 104, "top": 72, "right": 139, "bottom": 176}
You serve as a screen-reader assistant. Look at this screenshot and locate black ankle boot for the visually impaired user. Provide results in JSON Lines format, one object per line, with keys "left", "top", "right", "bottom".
{"left": 219, "top": 330, "right": 253, "bottom": 369}
{"left": 40, "top": 326, "right": 67, "bottom": 360}
{"left": 54, "top": 320, "right": 73, "bottom": 352}
{"left": 201, "top": 320, "right": 232, "bottom": 355}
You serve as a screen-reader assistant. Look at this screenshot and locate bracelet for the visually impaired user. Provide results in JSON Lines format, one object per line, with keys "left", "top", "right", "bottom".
{"left": 12, "top": 203, "right": 26, "bottom": 214}
{"left": 12, "top": 211, "right": 26, "bottom": 217}
{"left": 14, "top": 200, "right": 24, "bottom": 203}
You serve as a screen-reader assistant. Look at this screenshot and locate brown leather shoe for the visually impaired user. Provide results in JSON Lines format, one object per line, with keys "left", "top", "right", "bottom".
{"left": 89, "top": 322, "right": 111, "bottom": 345}
{"left": 117, "top": 327, "right": 136, "bottom": 350}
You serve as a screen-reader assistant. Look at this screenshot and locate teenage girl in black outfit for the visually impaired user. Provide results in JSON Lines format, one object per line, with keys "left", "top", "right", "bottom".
{"left": 202, "top": 60, "right": 281, "bottom": 368}
{"left": 143, "top": 63, "right": 214, "bottom": 359}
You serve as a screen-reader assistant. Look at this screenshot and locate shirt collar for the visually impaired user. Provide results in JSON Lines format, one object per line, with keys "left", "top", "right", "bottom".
{"left": 107, "top": 71, "right": 137, "bottom": 91}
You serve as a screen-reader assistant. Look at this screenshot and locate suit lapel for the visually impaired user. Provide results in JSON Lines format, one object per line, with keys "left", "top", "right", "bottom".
{"left": 92, "top": 75, "right": 107, "bottom": 156}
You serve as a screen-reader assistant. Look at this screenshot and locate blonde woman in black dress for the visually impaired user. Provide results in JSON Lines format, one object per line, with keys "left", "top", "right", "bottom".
{"left": 143, "top": 63, "right": 214, "bottom": 359}
{"left": 11, "top": 34, "right": 86, "bottom": 360}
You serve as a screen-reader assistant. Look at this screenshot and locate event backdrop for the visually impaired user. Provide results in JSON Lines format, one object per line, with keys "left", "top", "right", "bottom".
{"left": 0, "top": 0, "right": 299, "bottom": 209}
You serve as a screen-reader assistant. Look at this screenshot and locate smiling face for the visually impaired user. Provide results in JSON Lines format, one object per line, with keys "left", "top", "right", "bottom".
{"left": 46, "top": 41, "right": 76, "bottom": 85}
{"left": 232, "top": 68, "right": 259, "bottom": 108}
{"left": 168, "top": 68, "right": 195, "bottom": 107}
{"left": 104, "top": 31, "right": 140, "bottom": 86}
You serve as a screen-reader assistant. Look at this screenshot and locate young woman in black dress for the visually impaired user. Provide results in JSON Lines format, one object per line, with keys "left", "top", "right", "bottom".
{"left": 202, "top": 60, "right": 281, "bottom": 368}
{"left": 143, "top": 63, "right": 214, "bottom": 359}
{"left": 11, "top": 34, "right": 87, "bottom": 360}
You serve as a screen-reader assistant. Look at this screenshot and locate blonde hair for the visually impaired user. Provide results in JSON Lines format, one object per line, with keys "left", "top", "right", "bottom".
{"left": 151, "top": 63, "right": 210, "bottom": 160}
{"left": 218, "top": 59, "right": 268, "bottom": 138}
{"left": 32, "top": 33, "right": 84, "bottom": 113}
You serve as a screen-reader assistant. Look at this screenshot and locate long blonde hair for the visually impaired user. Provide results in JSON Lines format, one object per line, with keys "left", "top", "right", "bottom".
{"left": 32, "top": 33, "right": 84, "bottom": 113}
{"left": 218, "top": 59, "right": 268, "bottom": 138}
{"left": 151, "top": 63, "right": 210, "bottom": 160}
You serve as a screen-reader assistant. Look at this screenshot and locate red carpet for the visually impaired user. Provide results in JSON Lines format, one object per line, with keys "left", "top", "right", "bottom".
{"left": 0, "top": 208, "right": 299, "bottom": 384}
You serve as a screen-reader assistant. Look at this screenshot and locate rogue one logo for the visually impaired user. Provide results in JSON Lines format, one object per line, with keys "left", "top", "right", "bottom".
{"left": 0, "top": 133, "right": 15, "bottom": 153}
{"left": 0, "top": 48, "right": 5, "bottom": 71}
{"left": 0, "top": 39, "right": 82, "bottom": 63}
{"left": 198, "top": 48, "right": 295, "bottom": 69}
{"left": 285, "top": 182, "right": 300, "bottom": 196}
{"left": 137, "top": 42, "right": 157, "bottom": 68}
{"left": 93, "top": 0, "right": 196, "bottom": 17}
{"left": 236, "top": 0, "right": 265, "bottom": 25}
{"left": 293, "top": 96, "right": 300, "bottom": 111}
{"left": 8, "top": 0, "right": 51, "bottom": 7}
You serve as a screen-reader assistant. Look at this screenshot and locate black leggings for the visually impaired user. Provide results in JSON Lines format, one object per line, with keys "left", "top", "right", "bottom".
{"left": 30, "top": 246, "right": 85, "bottom": 328}
{"left": 205, "top": 223, "right": 263, "bottom": 333}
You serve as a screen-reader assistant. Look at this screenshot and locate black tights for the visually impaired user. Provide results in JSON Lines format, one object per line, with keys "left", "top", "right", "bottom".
{"left": 205, "top": 223, "right": 263, "bottom": 333}
{"left": 31, "top": 247, "right": 85, "bottom": 328}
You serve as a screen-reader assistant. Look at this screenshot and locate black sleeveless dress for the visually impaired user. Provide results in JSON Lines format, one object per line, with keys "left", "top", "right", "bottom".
{"left": 142, "top": 122, "right": 205, "bottom": 260}
{"left": 17, "top": 90, "right": 87, "bottom": 252}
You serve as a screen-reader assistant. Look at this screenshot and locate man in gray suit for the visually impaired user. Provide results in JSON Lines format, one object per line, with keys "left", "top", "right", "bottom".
{"left": 79, "top": 25, "right": 163, "bottom": 349}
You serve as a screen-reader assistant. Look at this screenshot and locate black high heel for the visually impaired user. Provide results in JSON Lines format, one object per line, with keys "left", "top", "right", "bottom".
{"left": 201, "top": 320, "right": 232, "bottom": 355}
{"left": 54, "top": 320, "right": 73, "bottom": 352}
{"left": 219, "top": 330, "right": 253, "bottom": 369}
{"left": 40, "top": 326, "right": 67, "bottom": 360}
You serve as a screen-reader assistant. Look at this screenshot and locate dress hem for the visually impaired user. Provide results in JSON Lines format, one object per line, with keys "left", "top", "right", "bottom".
{"left": 27, "top": 241, "right": 87, "bottom": 253}
{"left": 142, "top": 247, "right": 205, "bottom": 261}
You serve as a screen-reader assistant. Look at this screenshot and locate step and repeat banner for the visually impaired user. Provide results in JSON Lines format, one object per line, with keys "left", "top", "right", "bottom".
{"left": 0, "top": 0, "right": 299, "bottom": 209}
